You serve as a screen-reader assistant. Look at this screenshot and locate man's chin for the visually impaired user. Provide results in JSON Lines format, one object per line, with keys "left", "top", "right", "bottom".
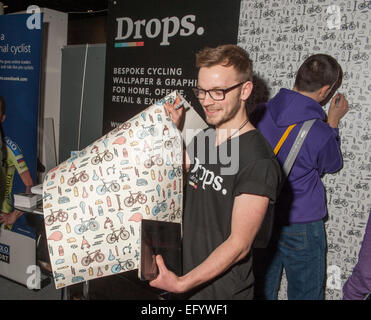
{"left": 206, "top": 119, "right": 218, "bottom": 127}
{"left": 205, "top": 115, "right": 220, "bottom": 126}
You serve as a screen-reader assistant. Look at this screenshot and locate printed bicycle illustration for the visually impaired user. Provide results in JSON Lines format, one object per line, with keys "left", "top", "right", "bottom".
{"left": 340, "top": 42, "right": 354, "bottom": 51}
{"left": 346, "top": 229, "right": 362, "bottom": 238}
{"left": 352, "top": 51, "right": 369, "bottom": 61}
{"left": 164, "top": 136, "right": 181, "bottom": 150}
{"left": 111, "top": 258, "right": 135, "bottom": 273}
{"left": 137, "top": 124, "right": 159, "bottom": 139}
{"left": 307, "top": 4, "right": 322, "bottom": 14}
{"left": 291, "top": 24, "right": 305, "bottom": 33}
{"left": 152, "top": 200, "right": 168, "bottom": 216}
{"left": 361, "top": 133, "right": 371, "bottom": 141}
{"left": 342, "top": 151, "right": 356, "bottom": 160}
{"left": 321, "top": 32, "right": 336, "bottom": 41}
{"left": 106, "top": 226, "right": 130, "bottom": 244}
{"left": 67, "top": 170, "right": 89, "bottom": 186}
{"left": 259, "top": 53, "right": 272, "bottom": 61}
{"left": 111, "top": 122, "right": 131, "bottom": 135}
{"left": 45, "top": 209, "right": 68, "bottom": 226}
{"left": 74, "top": 218, "right": 100, "bottom": 235}
{"left": 168, "top": 165, "right": 182, "bottom": 179}
{"left": 144, "top": 154, "right": 164, "bottom": 168}
{"left": 358, "top": 0, "right": 371, "bottom": 10}
{"left": 328, "top": 242, "right": 341, "bottom": 252}
{"left": 263, "top": 9, "right": 275, "bottom": 18}
{"left": 351, "top": 210, "right": 366, "bottom": 219}
{"left": 354, "top": 182, "right": 369, "bottom": 191}
{"left": 248, "top": 45, "right": 260, "bottom": 52}
{"left": 81, "top": 249, "right": 105, "bottom": 266}
{"left": 169, "top": 207, "right": 182, "bottom": 221}
{"left": 123, "top": 191, "right": 147, "bottom": 207}
{"left": 96, "top": 179, "right": 120, "bottom": 195}
{"left": 333, "top": 197, "right": 349, "bottom": 207}
{"left": 91, "top": 150, "right": 114, "bottom": 165}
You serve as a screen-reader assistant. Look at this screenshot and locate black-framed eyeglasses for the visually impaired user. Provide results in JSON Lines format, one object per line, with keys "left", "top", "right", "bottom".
{"left": 192, "top": 81, "right": 245, "bottom": 101}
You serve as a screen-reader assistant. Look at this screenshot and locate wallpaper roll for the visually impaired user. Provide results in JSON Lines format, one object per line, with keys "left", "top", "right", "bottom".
{"left": 43, "top": 91, "right": 184, "bottom": 289}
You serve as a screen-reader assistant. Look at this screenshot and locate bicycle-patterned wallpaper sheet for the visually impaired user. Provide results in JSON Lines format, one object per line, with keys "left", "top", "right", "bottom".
{"left": 43, "top": 91, "right": 183, "bottom": 289}
{"left": 238, "top": 0, "right": 371, "bottom": 299}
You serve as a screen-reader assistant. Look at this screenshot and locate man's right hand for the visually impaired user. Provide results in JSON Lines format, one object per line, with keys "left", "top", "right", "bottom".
{"left": 327, "top": 93, "right": 349, "bottom": 128}
{"left": 164, "top": 96, "right": 185, "bottom": 130}
{"left": 164, "top": 95, "right": 191, "bottom": 172}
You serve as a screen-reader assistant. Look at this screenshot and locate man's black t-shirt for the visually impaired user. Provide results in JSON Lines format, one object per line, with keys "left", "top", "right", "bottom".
{"left": 182, "top": 128, "right": 281, "bottom": 299}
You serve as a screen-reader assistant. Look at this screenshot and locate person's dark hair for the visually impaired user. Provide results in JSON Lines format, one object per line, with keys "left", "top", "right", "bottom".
{"left": 0, "top": 95, "right": 5, "bottom": 117}
{"left": 294, "top": 54, "right": 342, "bottom": 92}
{"left": 196, "top": 44, "right": 253, "bottom": 82}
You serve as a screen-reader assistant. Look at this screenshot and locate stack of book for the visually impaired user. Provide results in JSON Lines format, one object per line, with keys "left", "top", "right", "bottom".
{"left": 14, "top": 192, "right": 42, "bottom": 208}
{"left": 30, "top": 184, "right": 43, "bottom": 195}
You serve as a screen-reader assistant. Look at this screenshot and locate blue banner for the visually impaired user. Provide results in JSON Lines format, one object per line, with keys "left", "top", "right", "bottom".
{"left": 0, "top": 13, "right": 43, "bottom": 238}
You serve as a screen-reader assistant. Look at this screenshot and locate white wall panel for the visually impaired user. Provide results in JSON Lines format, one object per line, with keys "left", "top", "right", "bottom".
{"left": 238, "top": 0, "right": 371, "bottom": 300}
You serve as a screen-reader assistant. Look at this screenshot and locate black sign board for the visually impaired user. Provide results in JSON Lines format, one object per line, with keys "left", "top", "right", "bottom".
{"left": 103, "top": 0, "right": 241, "bottom": 134}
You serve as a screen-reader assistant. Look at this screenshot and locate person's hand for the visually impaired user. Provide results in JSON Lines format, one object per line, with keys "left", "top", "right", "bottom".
{"left": 327, "top": 93, "right": 349, "bottom": 128}
{"left": 164, "top": 96, "right": 185, "bottom": 130}
{"left": 149, "top": 255, "right": 185, "bottom": 293}
{"left": 0, "top": 211, "right": 19, "bottom": 226}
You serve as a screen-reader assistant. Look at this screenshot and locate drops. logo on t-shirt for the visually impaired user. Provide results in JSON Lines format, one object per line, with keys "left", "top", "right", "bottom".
{"left": 188, "top": 157, "right": 228, "bottom": 195}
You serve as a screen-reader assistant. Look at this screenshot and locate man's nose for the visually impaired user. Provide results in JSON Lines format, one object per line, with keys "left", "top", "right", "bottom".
{"left": 201, "top": 91, "right": 214, "bottom": 106}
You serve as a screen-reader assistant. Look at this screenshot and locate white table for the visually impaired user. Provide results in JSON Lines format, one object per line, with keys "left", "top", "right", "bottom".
{"left": 14, "top": 201, "right": 89, "bottom": 300}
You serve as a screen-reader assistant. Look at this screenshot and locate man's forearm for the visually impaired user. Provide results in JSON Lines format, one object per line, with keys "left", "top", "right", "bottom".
{"left": 20, "top": 170, "right": 34, "bottom": 192}
{"left": 179, "top": 194, "right": 268, "bottom": 292}
{"left": 179, "top": 236, "right": 250, "bottom": 292}
{"left": 327, "top": 119, "right": 339, "bottom": 128}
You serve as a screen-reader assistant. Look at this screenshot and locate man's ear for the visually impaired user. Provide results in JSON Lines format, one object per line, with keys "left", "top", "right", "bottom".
{"left": 319, "top": 84, "right": 331, "bottom": 101}
{"left": 241, "top": 81, "right": 253, "bottom": 101}
{"left": 1, "top": 114, "right": 5, "bottom": 123}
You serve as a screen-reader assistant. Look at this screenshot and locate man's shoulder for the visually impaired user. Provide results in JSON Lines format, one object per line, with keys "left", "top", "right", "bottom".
{"left": 239, "top": 130, "right": 276, "bottom": 161}
{"left": 5, "top": 136, "right": 21, "bottom": 149}
{"left": 249, "top": 103, "right": 268, "bottom": 128}
{"left": 307, "top": 119, "right": 337, "bottom": 145}
{"left": 5, "top": 136, "right": 23, "bottom": 156}
{"left": 190, "top": 127, "right": 215, "bottom": 144}
{"left": 310, "top": 118, "right": 333, "bottom": 132}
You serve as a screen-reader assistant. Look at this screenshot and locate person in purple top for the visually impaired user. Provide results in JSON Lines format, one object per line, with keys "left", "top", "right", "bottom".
{"left": 343, "top": 209, "right": 371, "bottom": 300}
{"left": 252, "top": 54, "right": 349, "bottom": 300}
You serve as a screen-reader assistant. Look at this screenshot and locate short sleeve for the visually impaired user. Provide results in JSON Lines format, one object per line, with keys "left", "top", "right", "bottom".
{"left": 233, "top": 158, "right": 282, "bottom": 202}
{"left": 6, "top": 140, "right": 29, "bottom": 175}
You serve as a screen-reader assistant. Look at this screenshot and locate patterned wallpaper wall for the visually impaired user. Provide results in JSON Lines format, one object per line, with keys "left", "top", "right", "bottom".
{"left": 238, "top": 0, "right": 371, "bottom": 300}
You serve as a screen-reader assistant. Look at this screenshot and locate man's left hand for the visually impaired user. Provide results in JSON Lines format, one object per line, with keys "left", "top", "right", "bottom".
{"left": 149, "top": 255, "right": 185, "bottom": 293}
{"left": 0, "top": 211, "right": 18, "bottom": 226}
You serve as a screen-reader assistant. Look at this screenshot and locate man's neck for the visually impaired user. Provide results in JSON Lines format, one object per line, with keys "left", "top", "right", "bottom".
{"left": 292, "top": 87, "right": 321, "bottom": 103}
{"left": 215, "top": 110, "right": 253, "bottom": 146}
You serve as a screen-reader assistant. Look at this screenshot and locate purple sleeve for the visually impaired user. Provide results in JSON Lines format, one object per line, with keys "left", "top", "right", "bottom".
{"left": 343, "top": 210, "right": 371, "bottom": 300}
{"left": 317, "top": 128, "right": 342, "bottom": 175}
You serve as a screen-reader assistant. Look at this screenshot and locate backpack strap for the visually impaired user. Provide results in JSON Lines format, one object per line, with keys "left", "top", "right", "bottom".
{"left": 253, "top": 119, "right": 316, "bottom": 249}
{"left": 273, "top": 119, "right": 316, "bottom": 176}
{"left": 273, "top": 124, "right": 296, "bottom": 155}
{"left": 282, "top": 119, "right": 316, "bottom": 177}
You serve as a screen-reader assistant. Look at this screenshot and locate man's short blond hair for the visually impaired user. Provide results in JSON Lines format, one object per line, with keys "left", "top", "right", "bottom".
{"left": 196, "top": 44, "right": 253, "bottom": 82}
